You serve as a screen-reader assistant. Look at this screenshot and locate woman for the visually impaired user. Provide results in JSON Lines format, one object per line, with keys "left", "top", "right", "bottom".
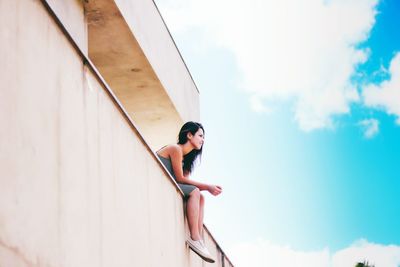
{"left": 157, "top": 121, "right": 222, "bottom": 263}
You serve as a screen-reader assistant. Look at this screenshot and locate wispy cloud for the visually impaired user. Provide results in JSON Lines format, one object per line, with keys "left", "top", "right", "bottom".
{"left": 363, "top": 52, "right": 400, "bottom": 125}
{"left": 358, "top": 118, "right": 379, "bottom": 138}
{"left": 228, "top": 239, "right": 400, "bottom": 267}
{"left": 249, "top": 95, "right": 273, "bottom": 114}
{"left": 156, "top": 0, "right": 379, "bottom": 131}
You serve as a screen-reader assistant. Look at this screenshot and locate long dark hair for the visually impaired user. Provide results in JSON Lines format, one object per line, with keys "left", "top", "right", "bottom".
{"left": 178, "top": 121, "right": 204, "bottom": 174}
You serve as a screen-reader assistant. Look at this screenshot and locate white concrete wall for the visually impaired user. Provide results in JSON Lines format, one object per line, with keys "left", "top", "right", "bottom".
{"left": 0, "top": 0, "right": 233, "bottom": 266}
{"left": 47, "top": 0, "right": 88, "bottom": 55}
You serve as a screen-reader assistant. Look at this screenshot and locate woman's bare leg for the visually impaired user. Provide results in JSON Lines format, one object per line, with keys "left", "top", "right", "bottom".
{"left": 198, "top": 193, "right": 205, "bottom": 238}
{"left": 187, "top": 188, "right": 201, "bottom": 240}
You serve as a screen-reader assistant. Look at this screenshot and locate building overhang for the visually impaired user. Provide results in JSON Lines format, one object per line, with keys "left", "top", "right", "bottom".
{"left": 85, "top": 0, "right": 200, "bottom": 150}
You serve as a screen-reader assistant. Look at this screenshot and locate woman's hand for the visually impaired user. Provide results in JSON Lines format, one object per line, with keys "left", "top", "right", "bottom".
{"left": 207, "top": 184, "right": 222, "bottom": 196}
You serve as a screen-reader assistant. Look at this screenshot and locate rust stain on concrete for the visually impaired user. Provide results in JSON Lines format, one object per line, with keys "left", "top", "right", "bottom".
{"left": 0, "top": 237, "right": 38, "bottom": 267}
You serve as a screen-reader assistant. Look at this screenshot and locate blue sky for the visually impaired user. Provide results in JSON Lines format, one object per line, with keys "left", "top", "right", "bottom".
{"left": 155, "top": 0, "right": 400, "bottom": 265}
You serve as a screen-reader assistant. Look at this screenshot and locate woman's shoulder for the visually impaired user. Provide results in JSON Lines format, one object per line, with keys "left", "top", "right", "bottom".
{"left": 157, "top": 144, "right": 181, "bottom": 158}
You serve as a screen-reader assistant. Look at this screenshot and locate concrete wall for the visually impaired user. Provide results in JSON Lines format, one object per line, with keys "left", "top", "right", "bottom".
{"left": 47, "top": 0, "right": 88, "bottom": 55}
{"left": 0, "top": 0, "right": 233, "bottom": 266}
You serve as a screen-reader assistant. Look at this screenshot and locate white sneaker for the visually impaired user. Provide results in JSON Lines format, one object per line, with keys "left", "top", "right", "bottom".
{"left": 186, "top": 237, "right": 215, "bottom": 263}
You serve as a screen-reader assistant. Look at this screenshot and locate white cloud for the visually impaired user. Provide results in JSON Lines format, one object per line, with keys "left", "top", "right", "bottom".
{"left": 333, "top": 239, "right": 400, "bottom": 267}
{"left": 249, "top": 95, "right": 273, "bottom": 114}
{"left": 358, "top": 118, "right": 379, "bottom": 138}
{"left": 363, "top": 53, "right": 400, "bottom": 125}
{"left": 228, "top": 239, "right": 400, "bottom": 267}
{"left": 228, "top": 239, "right": 330, "bottom": 267}
{"left": 156, "top": 0, "right": 378, "bottom": 131}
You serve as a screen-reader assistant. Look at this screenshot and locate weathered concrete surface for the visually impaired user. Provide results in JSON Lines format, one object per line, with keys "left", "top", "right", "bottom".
{"left": 0, "top": 0, "right": 233, "bottom": 267}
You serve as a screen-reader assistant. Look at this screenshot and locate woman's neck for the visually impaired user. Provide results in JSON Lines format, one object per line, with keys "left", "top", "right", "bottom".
{"left": 178, "top": 143, "right": 194, "bottom": 156}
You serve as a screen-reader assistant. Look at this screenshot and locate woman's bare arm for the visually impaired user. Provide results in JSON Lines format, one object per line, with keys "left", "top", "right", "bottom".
{"left": 167, "top": 144, "right": 222, "bottom": 195}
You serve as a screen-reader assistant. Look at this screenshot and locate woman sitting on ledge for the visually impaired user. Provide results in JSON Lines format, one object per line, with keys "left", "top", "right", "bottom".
{"left": 157, "top": 121, "right": 222, "bottom": 263}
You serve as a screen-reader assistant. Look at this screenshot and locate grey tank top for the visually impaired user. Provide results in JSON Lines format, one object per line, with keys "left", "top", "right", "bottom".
{"left": 157, "top": 154, "right": 178, "bottom": 180}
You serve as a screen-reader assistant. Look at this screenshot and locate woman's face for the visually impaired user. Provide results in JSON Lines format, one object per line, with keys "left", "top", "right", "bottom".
{"left": 189, "top": 128, "right": 204, "bottom": 150}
